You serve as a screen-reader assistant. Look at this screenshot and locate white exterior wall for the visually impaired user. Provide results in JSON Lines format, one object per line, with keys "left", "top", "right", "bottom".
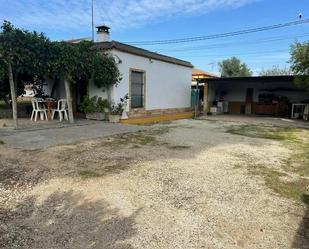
{"left": 89, "top": 49, "right": 192, "bottom": 110}
{"left": 43, "top": 78, "right": 66, "bottom": 99}
{"left": 88, "top": 81, "right": 109, "bottom": 99}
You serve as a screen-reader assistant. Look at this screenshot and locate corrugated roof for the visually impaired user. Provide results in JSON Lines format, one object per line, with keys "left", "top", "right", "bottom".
{"left": 92, "top": 41, "right": 193, "bottom": 68}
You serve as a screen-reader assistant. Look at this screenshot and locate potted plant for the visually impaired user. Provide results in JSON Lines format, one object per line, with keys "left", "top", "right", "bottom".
{"left": 81, "top": 95, "right": 110, "bottom": 121}
{"left": 109, "top": 95, "right": 129, "bottom": 123}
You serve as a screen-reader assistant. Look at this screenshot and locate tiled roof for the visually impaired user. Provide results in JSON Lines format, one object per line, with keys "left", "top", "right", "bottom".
{"left": 192, "top": 68, "right": 218, "bottom": 77}
{"left": 92, "top": 41, "right": 193, "bottom": 68}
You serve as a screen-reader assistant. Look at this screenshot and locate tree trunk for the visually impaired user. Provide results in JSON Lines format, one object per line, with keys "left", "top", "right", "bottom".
{"left": 8, "top": 61, "right": 18, "bottom": 129}
{"left": 64, "top": 79, "right": 74, "bottom": 123}
{"left": 107, "top": 85, "right": 112, "bottom": 102}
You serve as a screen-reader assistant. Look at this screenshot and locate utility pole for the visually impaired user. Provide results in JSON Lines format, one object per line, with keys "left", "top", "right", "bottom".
{"left": 91, "top": 0, "right": 94, "bottom": 42}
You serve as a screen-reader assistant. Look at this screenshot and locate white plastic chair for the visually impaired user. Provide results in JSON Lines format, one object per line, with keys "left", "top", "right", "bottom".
{"left": 303, "top": 104, "right": 309, "bottom": 121}
{"left": 51, "top": 99, "right": 68, "bottom": 121}
{"left": 31, "top": 99, "right": 48, "bottom": 122}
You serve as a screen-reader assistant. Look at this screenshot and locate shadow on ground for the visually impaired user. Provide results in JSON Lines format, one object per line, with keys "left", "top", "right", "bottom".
{"left": 0, "top": 191, "right": 138, "bottom": 249}
{"left": 0, "top": 121, "right": 308, "bottom": 248}
{"left": 292, "top": 194, "right": 309, "bottom": 249}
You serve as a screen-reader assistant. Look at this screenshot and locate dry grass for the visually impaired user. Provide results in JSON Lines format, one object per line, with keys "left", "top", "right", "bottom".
{"left": 227, "top": 125, "right": 309, "bottom": 205}
{"left": 100, "top": 127, "right": 171, "bottom": 148}
{"left": 79, "top": 170, "right": 102, "bottom": 179}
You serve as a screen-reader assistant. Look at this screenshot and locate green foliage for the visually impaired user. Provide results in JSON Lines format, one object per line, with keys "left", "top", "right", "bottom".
{"left": 109, "top": 94, "right": 129, "bottom": 115}
{"left": 218, "top": 57, "right": 252, "bottom": 77}
{"left": 290, "top": 41, "right": 309, "bottom": 91}
{"left": 0, "top": 21, "right": 121, "bottom": 102}
{"left": 0, "top": 21, "right": 50, "bottom": 100}
{"left": 109, "top": 103, "right": 124, "bottom": 115}
{"left": 259, "top": 66, "right": 292, "bottom": 76}
{"left": 0, "top": 59, "right": 9, "bottom": 100}
{"left": 48, "top": 41, "right": 121, "bottom": 88}
{"left": 81, "top": 95, "right": 110, "bottom": 113}
{"left": 92, "top": 53, "right": 122, "bottom": 88}
{"left": 48, "top": 41, "right": 91, "bottom": 81}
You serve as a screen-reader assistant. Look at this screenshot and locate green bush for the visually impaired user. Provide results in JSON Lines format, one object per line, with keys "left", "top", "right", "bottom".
{"left": 81, "top": 95, "right": 110, "bottom": 113}
{"left": 109, "top": 94, "right": 129, "bottom": 115}
{"left": 109, "top": 102, "right": 124, "bottom": 115}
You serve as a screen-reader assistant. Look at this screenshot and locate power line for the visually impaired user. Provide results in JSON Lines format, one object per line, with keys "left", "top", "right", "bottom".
{"left": 125, "top": 19, "right": 309, "bottom": 45}
{"left": 154, "top": 32, "right": 309, "bottom": 53}
{"left": 174, "top": 49, "right": 289, "bottom": 58}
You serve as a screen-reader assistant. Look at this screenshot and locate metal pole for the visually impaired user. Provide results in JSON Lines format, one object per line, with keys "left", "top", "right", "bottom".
{"left": 194, "top": 80, "right": 199, "bottom": 119}
{"left": 91, "top": 0, "right": 94, "bottom": 42}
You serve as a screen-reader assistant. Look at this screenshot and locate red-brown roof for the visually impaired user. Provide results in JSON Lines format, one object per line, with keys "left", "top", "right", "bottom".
{"left": 192, "top": 68, "right": 218, "bottom": 78}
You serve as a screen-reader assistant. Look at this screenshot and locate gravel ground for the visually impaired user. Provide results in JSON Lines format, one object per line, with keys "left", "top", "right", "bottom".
{"left": 0, "top": 119, "right": 307, "bottom": 249}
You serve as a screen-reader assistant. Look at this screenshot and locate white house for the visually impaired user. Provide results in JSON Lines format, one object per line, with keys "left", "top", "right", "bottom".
{"left": 45, "top": 26, "right": 193, "bottom": 123}
{"left": 91, "top": 26, "right": 193, "bottom": 121}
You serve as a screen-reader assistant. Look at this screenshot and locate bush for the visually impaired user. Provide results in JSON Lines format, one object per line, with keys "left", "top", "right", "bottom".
{"left": 109, "top": 94, "right": 129, "bottom": 115}
{"left": 81, "top": 95, "right": 110, "bottom": 114}
{"left": 109, "top": 102, "right": 124, "bottom": 115}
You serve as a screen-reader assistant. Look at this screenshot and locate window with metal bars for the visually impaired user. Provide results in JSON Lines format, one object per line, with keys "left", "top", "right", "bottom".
{"left": 130, "top": 70, "right": 145, "bottom": 108}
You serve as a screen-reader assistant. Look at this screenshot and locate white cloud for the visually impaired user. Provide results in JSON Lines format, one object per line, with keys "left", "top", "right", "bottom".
{"left": 0, "top": 0, "right": 259, "bottom": 34}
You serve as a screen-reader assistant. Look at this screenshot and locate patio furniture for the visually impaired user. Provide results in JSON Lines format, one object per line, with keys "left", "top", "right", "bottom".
{"left": 45, "top": 99, "right": 56, "bottom": 120}
{"left": 291, "top": 103, "right": 306, "bottom": 119}
{"left": 303, "top": 104, "right": 309, "bottom": 121}
{"left": 51, "top": 99, "right": 68, "bottom": 121}
{"left": 31, "top": 99, "right": 48, "bottom": 122}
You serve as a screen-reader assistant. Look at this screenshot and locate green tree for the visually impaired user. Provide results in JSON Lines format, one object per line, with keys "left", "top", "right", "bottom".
{"left": 0, "top": 21, "right": 49, "bottom": 128}
{"left": 259, "top": 66, "right": 292, "bottom": 76}
{"left": 0, "top": 21, "right": 121, "bottom": 126}
{"left": 290, "top": 41, "right": 309, "bottom": 91}
{"left": 0, "top": 59, "right": 10, "bottom": 105}
{"left": 218, "top": 57, "right": 252, "bottom": 77}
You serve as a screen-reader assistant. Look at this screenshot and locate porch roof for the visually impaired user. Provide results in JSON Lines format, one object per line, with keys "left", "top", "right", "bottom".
{"left": 200, "top": 75, "right": 295, "bottom": 84}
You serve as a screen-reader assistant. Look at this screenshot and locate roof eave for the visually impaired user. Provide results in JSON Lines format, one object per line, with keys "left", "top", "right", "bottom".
{"left": 92, "top": 41, "right": 193, "bottom": 68}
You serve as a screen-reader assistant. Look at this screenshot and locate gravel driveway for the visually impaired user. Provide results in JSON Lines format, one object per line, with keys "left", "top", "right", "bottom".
{"left": 0, "top": 118, "right": 308, "bottom": 249}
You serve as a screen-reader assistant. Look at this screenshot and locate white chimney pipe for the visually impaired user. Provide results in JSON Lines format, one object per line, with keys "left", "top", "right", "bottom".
{"left": 96, "top": 25, "right": 110, "bottom": 42}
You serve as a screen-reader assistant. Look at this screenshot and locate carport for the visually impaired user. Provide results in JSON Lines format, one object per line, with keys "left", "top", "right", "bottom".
{"left": 198, "top": 76, "right": 309, "bottom": 117}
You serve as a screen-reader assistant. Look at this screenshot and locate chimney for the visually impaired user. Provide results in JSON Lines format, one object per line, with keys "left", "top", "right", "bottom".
{"left": 96, "top": 25, "right": 110, "bottom": 42}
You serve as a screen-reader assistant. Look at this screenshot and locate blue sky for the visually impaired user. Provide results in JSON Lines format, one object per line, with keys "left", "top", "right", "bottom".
{"left": 1, "top": 0, "right": 309, "bottom": 75}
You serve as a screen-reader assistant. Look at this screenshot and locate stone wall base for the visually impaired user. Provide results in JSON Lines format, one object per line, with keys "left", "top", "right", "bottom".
{"left": 121, "top": 107, "right": 193, "bottom": 125}
{"left": 128, "top": 107, "right": 191, "bottom": 118}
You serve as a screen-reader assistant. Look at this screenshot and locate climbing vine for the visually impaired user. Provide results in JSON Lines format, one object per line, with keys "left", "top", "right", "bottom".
{"left": 0, "top": 21, "right": 121, "bottom": 126}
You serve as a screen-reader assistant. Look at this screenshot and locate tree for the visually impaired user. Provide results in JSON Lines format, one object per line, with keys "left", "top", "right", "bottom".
{"left": 0, "top": 21, "right": 121, "bottom": 126}
{"left": 0, "top": 59, "right": 10, "bottom": 105}
{"left": 290, "top": 41, "right": 309, "bottom": 91}
{"left": 218, "top": 57, "right": 252, "bottom": 77}
{"left": 259, "top": 66, "right": 292, "bottom": 76}
{"left": 0, "top": 21, "right": 50, "bottom": 128}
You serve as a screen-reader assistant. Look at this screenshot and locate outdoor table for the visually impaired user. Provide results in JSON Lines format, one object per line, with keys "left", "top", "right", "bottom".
{"left": 37, "top": 100, "right": 56, "bottom": 121}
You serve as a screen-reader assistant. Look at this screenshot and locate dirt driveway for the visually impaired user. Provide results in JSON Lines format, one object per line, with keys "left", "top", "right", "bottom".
{"left": 0, "top": 118, "right": 308, "bottom": 249}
